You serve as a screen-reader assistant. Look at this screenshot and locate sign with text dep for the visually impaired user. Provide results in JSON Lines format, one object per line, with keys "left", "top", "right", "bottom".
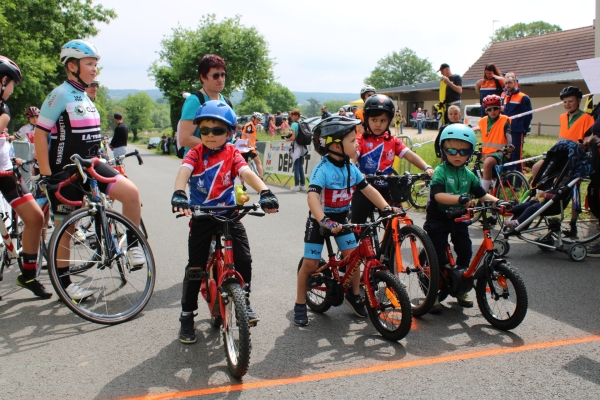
{"left": 263, "top": 141, "right": 321, "bottom": 177}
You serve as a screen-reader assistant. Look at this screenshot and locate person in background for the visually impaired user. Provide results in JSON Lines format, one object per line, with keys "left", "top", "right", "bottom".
{"left": 438, "top": 63, "right": 463, "bottom": 124}
{"left": 416, "top": 108, "right": 425, "bottom": 134}
{"left": 285, "top": 109, "right": 307, "bottom": 191}
{"left": 275, "top": 111, "right": 283, "bottom": 136}
{"left": 110, "top": 113, "right": 129, "bottom": 158}
{"left": 435, "top": 105, "right": 462, "bottom": 158}
{"left": 475, "top": 63, "right": 505, "bottom": 117}
{"left": 85, "top": 80, "right": 99, "bottom": 102}
{"left": 394, "top": 110, "right": 405, "bottom": 136}
{"left": 321, "top": 106, "right": 332, "bottom": 119}
{"left": 355, "top": 85, "right": 376, "bottom": 133}
{"left": 268, "top": 115, "right": 276, "bottom": 137}
{"left": 234, "top": 124, "right": 243, "bottom": 140}
{"left": 338, "top": 108, "right": 347, "bottom": 117}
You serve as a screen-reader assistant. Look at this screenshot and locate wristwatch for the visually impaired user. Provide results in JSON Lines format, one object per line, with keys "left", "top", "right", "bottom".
{"left": 422, "top": 165, "right": 433, "bottom": 172}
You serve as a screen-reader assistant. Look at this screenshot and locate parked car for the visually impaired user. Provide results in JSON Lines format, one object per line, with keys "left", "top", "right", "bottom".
{"left": 463, "top": 104, "right": 482, "bottom": 128}
{"left": 147, "top": 137, "right": 161, "bottom": 149}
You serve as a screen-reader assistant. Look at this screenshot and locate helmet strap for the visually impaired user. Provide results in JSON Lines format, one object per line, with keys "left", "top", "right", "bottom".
{"left": 69, "top": 59, "right": 88, "bottom": 88}
{"left": 328, "top": 144, "right": 352, "bottom": 194}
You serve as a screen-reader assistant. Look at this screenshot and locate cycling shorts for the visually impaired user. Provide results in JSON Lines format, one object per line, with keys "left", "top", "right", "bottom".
{"left": 485, "top": 151, "right": 504, "bottom": 166}
{"left": 303, "top": 216, "right": 357, "bottom": 259}
{"left": 48, "top": 162, "right": 122, "bottom": 215}
{"left": 242, "top": 150, "right": 258, "bottom": 161}
{"left": 0, "top": 174, "right": 34, "bottom": 209}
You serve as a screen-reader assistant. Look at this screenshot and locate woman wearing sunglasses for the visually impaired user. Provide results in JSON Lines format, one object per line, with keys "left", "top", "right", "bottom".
{"left": 477, "top": 95, "right": 513, "bottom": 205}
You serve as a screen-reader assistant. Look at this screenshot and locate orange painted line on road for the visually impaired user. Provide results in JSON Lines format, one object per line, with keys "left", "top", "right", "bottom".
{"left": 120, "top": 335, "right": 600, "bottom": 400}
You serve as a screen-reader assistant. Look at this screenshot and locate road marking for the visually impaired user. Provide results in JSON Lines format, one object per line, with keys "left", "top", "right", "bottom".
{"left": 120, "top": 335, "right": 600, "bottom": 400}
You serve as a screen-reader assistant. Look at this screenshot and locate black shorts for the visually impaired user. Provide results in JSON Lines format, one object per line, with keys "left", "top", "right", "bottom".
{"left": 48, "top": 162, "right": 121, "bottom": 215}
{"left": 0, "top": 174, "right": 33, "bottom": 208}
{"left": 242, "top": 150, "right": 258, "bottom": 161}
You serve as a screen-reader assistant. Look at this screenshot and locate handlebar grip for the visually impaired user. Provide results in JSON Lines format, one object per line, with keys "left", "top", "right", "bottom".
{"left": 454, "top": 215, "right": 472, "bottom": 223}
{"left": 136, "top": 154, "right": 143, "bottom": 165}
{"left": 447, "top": 209, "right": 467, "bottom": 220}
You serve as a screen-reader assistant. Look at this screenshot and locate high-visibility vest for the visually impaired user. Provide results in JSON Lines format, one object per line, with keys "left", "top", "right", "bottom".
{"left": 478, "top": 115, "right": 511, "bottom": 155}
{"left": 242, "top": 122, "right": 257, "bottom": 149}
{"left": 558, "top": 112, "right": 594, "bottom": 142}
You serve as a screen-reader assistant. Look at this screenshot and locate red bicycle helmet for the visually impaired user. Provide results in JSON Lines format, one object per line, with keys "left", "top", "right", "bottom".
{"left": 25, "top": 106, "right": 40, "bottom": 117}
{"left": 482, "top": 94, "right": 502, "bottom": 108}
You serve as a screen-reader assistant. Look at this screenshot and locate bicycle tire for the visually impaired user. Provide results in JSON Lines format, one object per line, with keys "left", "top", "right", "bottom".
{"left": 366, "top": 270, "right": 412, "bottom": 341}
{"left": 297, "top": 257, "right": 332, "bottom": 313}
{"left": 222, "top": 281, "right": 251, "bottom": 378}
{"left": 407, "top": 178, "right": 430, "bottom": 210}
{"left": 560, "top": 216, "right": 600, "bottom": 244}
{"left": 384, "top": 225, "right": 439, "bottom": 317}
{"left": 498, "top": 171, "right": 530, "bottom": 204}
{"left": 475, "top": 262, "right": 528, "bottom": 331}
{"left": 47, "top": 208, "right": 156, "bottom": 325}
{"left": 139, "top": 217, "right": 148, "bottom": 239}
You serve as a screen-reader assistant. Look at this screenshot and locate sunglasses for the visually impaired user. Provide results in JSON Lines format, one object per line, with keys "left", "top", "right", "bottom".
{"left": 485, "top": 106, "right": 500, "bottom": 112}
{"left": 199, "top": 126, "right": 228, "bottom": 136}
{"left": 208, "top": 72, "right": 227, "bottom": 80}
{"left": 443, "top": 147, "right": 472, "bottom": 156}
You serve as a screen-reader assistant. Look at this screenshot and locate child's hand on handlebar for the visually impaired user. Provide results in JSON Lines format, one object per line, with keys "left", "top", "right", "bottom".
{"left": 319, "top": 217, "right": 342, "bottom": 234}
{"left": 171, "top": 190, "right": 191, "bottom": 216}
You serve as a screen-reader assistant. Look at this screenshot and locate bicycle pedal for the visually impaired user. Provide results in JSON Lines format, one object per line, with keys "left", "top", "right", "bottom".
{"left": 249, "top": 320, "right": 258, "bottom": 327}
{"left": 186, "top": 266, "right": 206, "bottom": 281}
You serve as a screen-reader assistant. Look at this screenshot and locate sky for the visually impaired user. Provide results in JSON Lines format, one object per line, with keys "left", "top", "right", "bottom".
{"left": 91, "top": 0, "right": 596, "bottom": 93}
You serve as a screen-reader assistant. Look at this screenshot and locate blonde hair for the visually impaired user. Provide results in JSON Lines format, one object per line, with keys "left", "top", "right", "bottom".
{"left": 448, "top": 105, "right": 461, "bottom": 114}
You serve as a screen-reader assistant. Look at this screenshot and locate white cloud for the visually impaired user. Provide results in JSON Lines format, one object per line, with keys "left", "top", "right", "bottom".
{"left": 91, "top": 0, "right": 595, "bottom": 92}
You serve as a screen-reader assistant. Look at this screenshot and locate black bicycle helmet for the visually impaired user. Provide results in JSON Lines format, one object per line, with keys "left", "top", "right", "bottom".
{"left": 0, "top": 56, "right": 22, "bottom": 85}
{"left": 313, "top": 116, "right": 361, "bottom": 157}
{"left": 363, "top": 94, "right": 395, "bottom": 135}
{"left": 559, "top": 86, "right": 583, "bottom": 100}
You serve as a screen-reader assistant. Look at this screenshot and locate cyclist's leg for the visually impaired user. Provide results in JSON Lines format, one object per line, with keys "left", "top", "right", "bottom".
{"left": 482, "top": 155, "right": 499, "bottom": 192}
{"left": 250, "top": 151, "right": 263, "bottom": 179}
{"left": 229, "top": 220, "right": 259, "bottom": 320}
{"left": 181, "top": 218, "right": 215, "bottom": 312}
{"left": 350, "top": 189, "right": 377, "bottom": 224}
{"left": 297, "top": 217, "right": 324, "bottom": 304}
{"left": 423, "top": 218, "right": 451, "bottom": 267}
{"left": 450, "top": 221, "right": 472, "bottom": 267}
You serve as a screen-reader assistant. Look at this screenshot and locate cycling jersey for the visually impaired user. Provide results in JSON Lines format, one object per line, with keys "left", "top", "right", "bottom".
{"left": 356, "top": 132, "right": 409, "bottom": 186}
{"left": 182, "top": 143, "right": 248, "bottom": 208}
{"left": 37, "top": 80, "right": 101, "bottom": 174}
{"left": 15, "top": 123, "right": 35, "bottom": 143}
{"left": 242, "top": 122, "right": 257, "bottom": 149}
{"left": 308, "top": 155, "right": 367, "bottom": 217}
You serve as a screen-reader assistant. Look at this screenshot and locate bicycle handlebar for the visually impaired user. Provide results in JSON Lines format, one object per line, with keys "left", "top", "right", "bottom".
{"left": 176, "top": 203, "right": 266, "bottom": 222}
{"left": 364, "top": 171, "right": 430, "bottom": 183}
{"left": 448, "top": 201, "right": 509, "bottom": 222}
{"left": 109, "top": 149, "right": 144, "bottom": 166}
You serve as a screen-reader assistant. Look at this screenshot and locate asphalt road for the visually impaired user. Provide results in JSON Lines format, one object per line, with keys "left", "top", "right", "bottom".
{"left": 1, "top": 146, "right": 599, "bottom": 400}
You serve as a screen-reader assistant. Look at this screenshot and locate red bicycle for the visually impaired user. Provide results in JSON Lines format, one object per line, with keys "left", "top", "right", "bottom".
{"left": 298, "top": 213, "right": 412, "bottom": 341}
{"left": 180, "top": 203, "right": 265, "bottom": 378}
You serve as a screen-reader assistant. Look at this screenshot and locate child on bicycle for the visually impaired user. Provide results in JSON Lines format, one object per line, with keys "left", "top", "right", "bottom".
{"left": 34, "top": 40, "right": 146, "bottom": 300}
{"left": 0, "top": 56, "right": 48, "bottom": 299}
{"left": 351, "top": 94, "right": 433, "bottom": 225}
{"left": 294, "top": 116, "right": 400, "bottom": 326}
{"left": 425, "top": 124, "right": 507, "bottom": 308}
{"left": 171, "top": 100, "right": 279, "bottom": 344}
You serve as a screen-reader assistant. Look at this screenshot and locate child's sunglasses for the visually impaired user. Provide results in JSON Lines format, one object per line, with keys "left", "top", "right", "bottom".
{"left": 199, "top": 127, "right": 228, "bottom": 136}
{"left": 443, "top": 147, "right": 472, "bottom": 156}
{"left": 485, "top": 106, "right": 500, "bottom": 112}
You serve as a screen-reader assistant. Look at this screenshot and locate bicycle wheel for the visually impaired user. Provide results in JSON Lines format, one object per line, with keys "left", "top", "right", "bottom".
{"left": 385, "top": 225, "right": 439, "bottom": 317}
{"left": 297, "top": 257, "right": 332, "bottom": 313}
{"left": 47, "top": 208, "right": 156, "bottom": 325}
{"left": 498, "top": 171, "right": 530, "bottom": 204}
{"left": 139, "top": 217, "right": 148, "bottom": 239}
{"left": 560, "top": 213, "right": 600, "bottom": 244}
{"left": 366, "top": 270, "right": 412, "bottom": 341}
{"left": 475, "top": 262, "right": 528, "bottom": 331}
{"left": 222, "top": 281, "right": 251, "bottom": 378}
{"left": 408, "top": 178, "right": 430, "bottom": 209}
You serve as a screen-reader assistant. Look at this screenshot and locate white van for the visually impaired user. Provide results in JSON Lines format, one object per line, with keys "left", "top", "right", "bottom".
{"left": 463, "top": 104, "right": 482, "bottom": 128}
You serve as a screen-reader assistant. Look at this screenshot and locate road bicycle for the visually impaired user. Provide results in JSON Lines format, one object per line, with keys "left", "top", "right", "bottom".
{"left": 298, "top": 213, "right": 412, "bottom": 341}
{"left": 363, "top": 173, "right": 440, "bottom": 317}
{"left": 0, "top": 159, "right": 37, "bottom": 300}
{"left": 430, "top": 202, "right": 528, "bottom": 330}
{"left": 39, "top": 154, "right": 155, "bottom": 324}
{"left": 180, "top": 203, "right": 265, "bottom": 378}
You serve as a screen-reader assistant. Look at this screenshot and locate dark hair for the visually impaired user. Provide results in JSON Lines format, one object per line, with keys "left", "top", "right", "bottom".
{"left": 483, "top": 63, "right": 501, "bottom": 79}
{"left": 198, "top": 54, "right": 226, "bottom": 81}
{"left": 113, "top": 113, "right": 122, "bottom": 119}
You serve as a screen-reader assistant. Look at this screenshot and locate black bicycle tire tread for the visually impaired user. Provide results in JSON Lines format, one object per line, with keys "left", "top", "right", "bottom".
{"left": 475, "top": 262, "right": 528, "bottom": 331}
{"left": 222, "top": 282, "right": 251, "bottom": 378}
{"left": 47, "top": 208, "right": 156, "bottom": 325}
{"left": 298, "top": 257, "right": 332, "bottom": 313}
{"left": 366, "top": 270, "right": 412, "bottom": 341}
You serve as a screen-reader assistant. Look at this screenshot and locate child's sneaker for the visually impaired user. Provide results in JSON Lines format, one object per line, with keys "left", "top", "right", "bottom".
{"left": 16, "top": 275, "right": 52, "bottom": 299}
{"left": 290, "top": 185, "right": 300, "bottom": 191}
{"left": 344, "top": 292, "right": 367, "bottom": 317}
{"left": 293, "top": 303, "right": 309, "bottom": 326}
{"left": 456, "top": 292, "right": 473, "bottom": 308}
{"left": 179, "top": 312, "right": 197, "bottom": 344}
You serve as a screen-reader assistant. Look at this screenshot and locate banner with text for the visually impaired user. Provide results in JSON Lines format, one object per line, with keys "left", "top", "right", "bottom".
{"left": 263, "top": 141, "right": 322, "bottom": 177}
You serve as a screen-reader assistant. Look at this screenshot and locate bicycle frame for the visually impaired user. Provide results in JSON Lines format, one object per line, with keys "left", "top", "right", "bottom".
{"left": 0, "top": 207, "right": 18, "bottom": 259}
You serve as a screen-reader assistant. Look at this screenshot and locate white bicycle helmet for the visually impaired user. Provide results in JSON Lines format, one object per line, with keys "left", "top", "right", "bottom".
{"left": 360, "top": 85, "right": 376, "bottom": 99}
{"left": 252, "top": 112, "right": 264, "bottom": 122}
{"left": 60, "top": 40, "right": 101, "bottom": 64}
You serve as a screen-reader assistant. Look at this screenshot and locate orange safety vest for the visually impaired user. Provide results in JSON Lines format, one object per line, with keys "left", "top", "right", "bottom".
{"left": 355, "top": 108, "right": 364, "bottom": 123}
{"left": 478, "top": 114, "right": 511, "bottom": 155}
{"left": 558, "top": 112, "right": 594, "bottom": 142}
{"left": 242, "top": 122, "right": 257, "bottom": 149}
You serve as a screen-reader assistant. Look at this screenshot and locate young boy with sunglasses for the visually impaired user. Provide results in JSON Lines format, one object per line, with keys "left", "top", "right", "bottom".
{"left": 425, "top": 124, "right": 504, "bottom": 308}
{"left": 171, "top": 100, "right": 279, "bottom": 344}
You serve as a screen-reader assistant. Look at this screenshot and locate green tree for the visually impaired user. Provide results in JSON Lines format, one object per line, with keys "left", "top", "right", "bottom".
{"left": 484, "top": 21, "right": 562, "bottom": 50}
{"left": 265, "top": 82, "right": 297, "bottom": 113}
{"left": 149, "top": 14, "right": 274, "bottom": 132}
{"left": 93, "top": 85, "right": 110, "bottom": 131}
{"left": 151, "top": 103, "right": 171, "bottom": 130}
{"left": 121, "top": 93, "right": 154, "bottom": 141}
{"left": 323, "top": 100, "right": 347, "bottom": 114}
{"left": 236, "top": 98, "right": 269, "bottom": 116}
{"left": 365, "top": 48, "right": 438, "bottom": 89}
{"left": 303, "top": 97, "right": 321, "bottom": 118}
{"left": 0, "top": 0, "right": 116, "bottom": 131}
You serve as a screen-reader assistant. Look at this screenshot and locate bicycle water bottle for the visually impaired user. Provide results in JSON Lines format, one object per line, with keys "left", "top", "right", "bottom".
{"left": 90, "top": 179, "right": 101, "bottom": 202}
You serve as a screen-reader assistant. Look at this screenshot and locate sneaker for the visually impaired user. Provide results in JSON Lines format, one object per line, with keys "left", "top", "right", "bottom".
{"left": 127, "top": 246, "right": 146, "bottom": 268}
{"left": 73, "top": 228, "right": 87, "bottom": 243}
{"left": 65, "top": 283, "right": 95, "bottom": 300}
{"left": 294, "top": 303, "right": 309, "bottom": 326}
{"left": 504, "top": 219, "right": 519, "bottom": 229}
{"left": 586, "top": 242, "right": 600, "bottom": 258}
{"left": 299, "top": 185, "right": 306, "bottom": 191}
{"left": 16, "top": 275, "right": 52, "bottom": 299}
{"left": 246, "top": 301, "right": 260, "bottom": 324}
{"left": 344, "top": 292, "right": 367, "bottom": 318}
{"left": 562, "top": 223, "right": 578, "bottom": 238}
{"left": 179, "top": 313, "right": 197, "bottom": 344}
{"left": 456, "top": 292, "right": 473, "bottom": 308}
{"left": 430, "top": 298, "right": 443, "bottom": 313}
{"left": 290, "top": 185, "right": 300, "bottom": 191}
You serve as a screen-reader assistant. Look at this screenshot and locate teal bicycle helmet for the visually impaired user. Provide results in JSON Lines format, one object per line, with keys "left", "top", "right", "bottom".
{"left": 439, "top": 123, "right": 476, "bottom": 163}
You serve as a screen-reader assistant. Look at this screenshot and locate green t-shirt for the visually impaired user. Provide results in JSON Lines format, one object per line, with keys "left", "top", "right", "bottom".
{"left": 426, "top": 162, "right": 485, "bottom": 219}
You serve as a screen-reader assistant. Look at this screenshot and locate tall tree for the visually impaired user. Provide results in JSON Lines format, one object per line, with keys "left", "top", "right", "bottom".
{"left": 365, "top": 48, "right": 438, "bottom": 89}
{"left": 323, "top": 100, "right": 347, "bottom": 114}
{"left": 121, "top": 93, "right": 154, "bottom": 141}
{"left": 484, "top": 21, "right": 562, "bottom": 50}
{"left": 304, "top": 97, "right": 321, "bottom": 118}
{"left": 149, "top": 14, "right": 274, "bottom": 132}
{"left": 0, "top": 0, "right": 116, "bottom": 130}
{"left": 265, "top": 82, "right": 297, "bottom": 113}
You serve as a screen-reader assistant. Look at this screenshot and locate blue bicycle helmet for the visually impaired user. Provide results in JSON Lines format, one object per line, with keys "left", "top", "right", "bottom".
{"left": 60, "top": 40, "right": 101, "bottom": 64}
{"left": 193, "top": 100, "right": 237, "bottom": 128}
